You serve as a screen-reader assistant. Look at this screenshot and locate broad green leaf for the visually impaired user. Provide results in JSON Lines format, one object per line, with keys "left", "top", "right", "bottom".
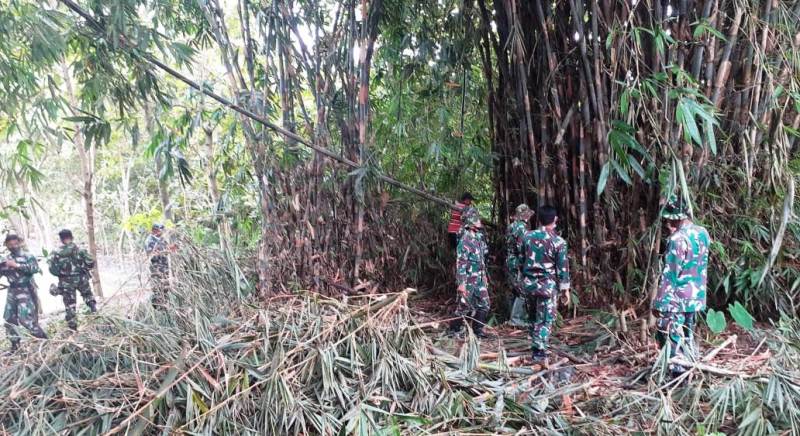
{"left": 706, "top": 308, "right": 727, "bottom": 334}
{"left": 728, "top": 301, "right": 755, "bottom": 331}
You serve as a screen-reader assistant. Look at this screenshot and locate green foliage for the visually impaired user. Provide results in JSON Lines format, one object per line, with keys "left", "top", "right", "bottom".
{"left": 123, "top": 209, "right": 171, "bottom": 233}
{"left": 706, "top": 308, "right": 727, "bottom": 334}
{"left": 598, "top": 121, "right": 653, "bottom": 196}
{"left": 729, "top": 301, "right": 755, "bottom": 331}
{"left": 675, "top": 92, "right": 718, "bottom": 155}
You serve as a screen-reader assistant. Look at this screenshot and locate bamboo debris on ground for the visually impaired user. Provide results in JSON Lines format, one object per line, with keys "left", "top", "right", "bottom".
{"left": 0, "top": 245, "right": 800, "bottom": 434}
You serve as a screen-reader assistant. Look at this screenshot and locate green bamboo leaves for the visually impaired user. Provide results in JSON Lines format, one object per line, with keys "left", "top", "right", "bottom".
{"left": 598, "top": 120, "right": 653, "bottom": 196}
{"left": 675, "top": 92, "right": 719, "bottom": 155}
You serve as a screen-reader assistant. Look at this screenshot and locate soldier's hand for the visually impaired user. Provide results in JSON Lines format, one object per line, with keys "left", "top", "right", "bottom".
{"left": 560, "top": 289, "right": 571, "bottom": 306}
{"left": 6, "top": 260, "right": 19, "bottom": 269}
{"left": 457, "top": 284, "right": 468, "bottom": 298}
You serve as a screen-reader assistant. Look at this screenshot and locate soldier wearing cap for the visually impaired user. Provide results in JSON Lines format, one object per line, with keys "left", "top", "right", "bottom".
{"left": 520, "top": 205, "right": 570, "bottom": 362}
{"left": 145, "top": 223, "right": 174, "bottom": 307}
{"left": 506, "top": 204, "right": 533, "bottom": 326}
{"left": 1, "top": 234, "right": 47, "bottom": 351}
{"left": 448, "top": 213, "right": 493, "bottom": 338}
{"left": 652, "top": 194, "right": 710, "bottom": 376}
{"left": 48, "top": 229, "right": 97, "bottom": 330}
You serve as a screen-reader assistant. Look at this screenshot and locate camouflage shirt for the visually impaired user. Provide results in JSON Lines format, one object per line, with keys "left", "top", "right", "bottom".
{"left": 146, "top": 234, "right": 169, "bottom": 265}
{"left": 521, "top": 227, "right": 570, "bottom": 297}
{"left": 653, "top": 221, "right": 710, "bottom": 313}
{"left": 456, "top": 229, "right": 488, "bottom": 292}
{"left": 0, "top": 250, "right": 40, "bottom": 288}
{"left": 505, "top": 219, "right": 527, "bottom": 278}
{"left": 48, "top": 242, "right": 94, "bottom": 277}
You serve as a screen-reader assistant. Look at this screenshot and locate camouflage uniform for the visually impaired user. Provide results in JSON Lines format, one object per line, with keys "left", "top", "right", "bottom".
{"left": 653, "top": 196, "right": 710, "bottom": 364}
{"left": 505, "top": 219, "right": 527, "bottom": 290}
{"left": 48, "top": 242, "right": 96, "bottom": 330}
{"left": 460, "top": 206, "right": 479, "bottom": 228}
{"left": 507, "top": 204, "right": 533, "bottom": 326}
{"left": 455, "top": 226, "right": 490, "bottom": 316}
{"left": 520, "top": 227, "right": 570, "bottom": 352}
{"left": 2, "top": 250, "right": 47, "bottom": 347}
{"left": 145, "top": 232, "right": 170, "bottom": 306}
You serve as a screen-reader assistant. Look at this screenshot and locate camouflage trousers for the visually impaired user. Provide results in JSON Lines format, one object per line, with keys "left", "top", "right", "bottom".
{"left": 59, "top": 275, "right": 95, "bottom": 330}
{"left": 655, "top": 311, "right": 697, "bottom": 359}
{"left": 150, "top": 261, "right": 170, "bottom": 307}
{"left": 4, "top": 286, "right": 47, "bottom": 346}
{"left": 455, "top": 281, "right": 490, "bottom": 318}
{"left": 525, "top": 294, "right": 557, "bottom": 352}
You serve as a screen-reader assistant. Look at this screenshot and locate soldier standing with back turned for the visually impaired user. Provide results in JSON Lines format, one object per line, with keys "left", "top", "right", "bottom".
{"left": 49, "top": 229, "right": 97, "bottom": 331}
{"left": 520, "top": 206, "right": 571, "bottom": 362}
{"left": 652, "top": 195, "right": 710, "bottom": 376}
{"left": 506, "top": 204, "right": 533, "bottom": 326}
{"left": 2, "top": 234, "right": 47, "bottom": 351}
{"left": 146, "top": 223, "right": 174, "bottom": 307}
{"left": 448, "top": 211, "right": 493, "bottom": 339}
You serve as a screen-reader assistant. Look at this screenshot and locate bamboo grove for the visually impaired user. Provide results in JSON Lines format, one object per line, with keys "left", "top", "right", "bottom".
{"left": 475, "top": 0, "right": 800, "bottom": 316}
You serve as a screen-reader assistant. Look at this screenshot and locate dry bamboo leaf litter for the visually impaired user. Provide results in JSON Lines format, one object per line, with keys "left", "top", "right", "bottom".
{"left": 0, "top": 245, "right": 799, "bottom": 435}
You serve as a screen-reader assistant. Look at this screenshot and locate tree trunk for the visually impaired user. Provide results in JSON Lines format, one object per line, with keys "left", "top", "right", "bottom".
{"left": 63, "top": 63, "right": 103, "bottom": 298}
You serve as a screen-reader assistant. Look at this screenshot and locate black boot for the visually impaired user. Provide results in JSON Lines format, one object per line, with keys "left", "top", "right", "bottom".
{"left": 8, "top": 340, "right": 19, "bottom": 354}
{"left": 447, "top": 318, "right": 464, "bottom": 337}
{"left": 472, "top": 310, "right": 495, "bottom": 339}
{"left": 531, "top": 349, "right": 548, "bottom": 363}
{"left": 88, "top": 301, "right": 97, "bottom": 313}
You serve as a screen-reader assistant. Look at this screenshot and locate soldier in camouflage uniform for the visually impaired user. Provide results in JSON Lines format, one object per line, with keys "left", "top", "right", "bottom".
{"left": 448, "top": 213, "right": 493, "bottom": 338}
{"left": 146, "top": 223, "right": 172, "bottom": 307}
{"left": 2, "top": 234, "right": 47, "bottom": 351}
{"left": 520, "top": 206, "right": 570, "bottom": 362}
{"left": 506, "top": 204, "right": 533, "bottom": 326}
{"left": 652, "top": 195, "right": 710, "bottom": 375}
{"left": 48, "top": 229, "right": 97, "bottom": 331}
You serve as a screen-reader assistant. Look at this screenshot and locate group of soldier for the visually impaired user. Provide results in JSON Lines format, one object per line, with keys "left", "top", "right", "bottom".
{"left": 2, "top": 223, "right": 174, "bottom": 352}
{"left": 449, "top": 193, "right": 709, "bottom": 376}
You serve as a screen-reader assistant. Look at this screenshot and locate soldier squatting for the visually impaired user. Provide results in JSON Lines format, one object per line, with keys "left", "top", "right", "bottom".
{"left": 450, "top": 194, "right": 708, "bottom": 375}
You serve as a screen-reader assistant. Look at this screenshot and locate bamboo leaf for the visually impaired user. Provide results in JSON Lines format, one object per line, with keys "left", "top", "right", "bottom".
{"left": 597, "top": 162, "right": 611, "bottom": 196}
{"left": 677, "top": 98, "right": 702, "bottom": 145}
{"left": 610, "top": 158, "right": 632, "bottom": 185}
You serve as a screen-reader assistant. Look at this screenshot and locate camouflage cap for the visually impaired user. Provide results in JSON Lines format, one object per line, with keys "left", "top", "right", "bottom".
{"left": 152, "top": 223, "right": 165, "bottom": 231}
{"left": 463, "top": 213, "right": 482, "bottom": 229}
{"left": 515, "top": 203, "right": 533, "bottom": 219}
{"left": 661, "top": 194, "right": 689, "bottom": 220}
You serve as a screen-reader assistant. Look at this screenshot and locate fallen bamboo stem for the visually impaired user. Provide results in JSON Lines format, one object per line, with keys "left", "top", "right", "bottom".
{"left": 671, "top": 358, "right": 743, "bottom": 377}
{"left": 702, "top": 335, "right": 737, "bottom": 362}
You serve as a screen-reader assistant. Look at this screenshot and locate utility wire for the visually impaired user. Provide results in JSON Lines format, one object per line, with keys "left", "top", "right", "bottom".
{"left": 58, "top": 0, "right": 458, "bottom": 210}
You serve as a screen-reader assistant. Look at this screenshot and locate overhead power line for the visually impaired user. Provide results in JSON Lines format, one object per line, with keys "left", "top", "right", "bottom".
{"left": 58, "top": 0, "right": 457, "bottom": 210}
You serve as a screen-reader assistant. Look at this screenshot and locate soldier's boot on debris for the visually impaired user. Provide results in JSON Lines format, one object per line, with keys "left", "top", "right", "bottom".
{"left": 7, "top": 339, "right": 20, "bottom": 354}
{"left": 531, "top": 348, "right": 548, "bottom": 363}
{"left": 472, "top": 310, "right": 495, "bottom": 339}
{"left": 447, "top": 318, "right": 464, "bottom": 337}
{"left": 88, "top": 301, "right": 97, "bottom": 313}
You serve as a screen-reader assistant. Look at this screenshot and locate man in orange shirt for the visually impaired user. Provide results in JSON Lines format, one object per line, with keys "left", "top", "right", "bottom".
{"left": 448, "top": 192, "right": 476, "bottom": 249}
